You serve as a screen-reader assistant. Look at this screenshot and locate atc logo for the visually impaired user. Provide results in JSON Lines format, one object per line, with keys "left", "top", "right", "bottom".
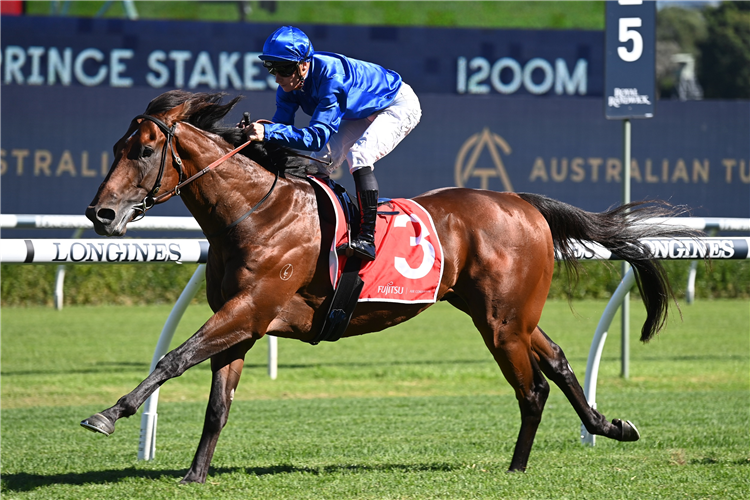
{"left": 454, "top": 128, "right": 514, "bottom": 191}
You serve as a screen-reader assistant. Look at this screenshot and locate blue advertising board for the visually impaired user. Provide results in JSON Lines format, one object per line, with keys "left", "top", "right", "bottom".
{"left": 2, "top": 16, "right": 748, "bottom": 239}
{"left": 1, "top": 16, "right": 601, "bottom": 97}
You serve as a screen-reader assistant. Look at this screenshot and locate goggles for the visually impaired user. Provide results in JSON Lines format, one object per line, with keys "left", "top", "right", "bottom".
{"left": 263, "top": 60, "right": 298, "bottom": 78}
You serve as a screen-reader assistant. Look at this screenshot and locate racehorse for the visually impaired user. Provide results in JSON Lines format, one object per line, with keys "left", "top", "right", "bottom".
{"left": 83, "top": 90, "right": 690, "bottom": 484}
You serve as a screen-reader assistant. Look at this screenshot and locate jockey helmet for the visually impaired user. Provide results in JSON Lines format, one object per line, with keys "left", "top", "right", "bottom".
{"left": 259, "top": 26, "right": 314, "bottom": 63}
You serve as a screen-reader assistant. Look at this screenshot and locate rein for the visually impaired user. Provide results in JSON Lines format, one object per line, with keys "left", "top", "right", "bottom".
{"left": 130, "top": 113, "right": 281, "bottom": 238}
{"left": 202, "top": 170, "right": 278, "bottom": 239}
{"left": 152, "top": 136, "right": 255, "bottom": 205}
{"left": 129, "top": 113, "right": 329, "bottom": 238}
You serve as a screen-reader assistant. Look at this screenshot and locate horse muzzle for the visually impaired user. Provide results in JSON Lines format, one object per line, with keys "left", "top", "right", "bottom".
{"left": 85, "top": 204, "right": 132, "bottom": 236}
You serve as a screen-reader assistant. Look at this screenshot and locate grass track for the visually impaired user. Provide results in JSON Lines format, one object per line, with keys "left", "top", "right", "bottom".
{"left": 24, "top": 1, "right": 606, "bottom": 30}
{"left": 2, "top": 300, "right": 748, "bottom": 498}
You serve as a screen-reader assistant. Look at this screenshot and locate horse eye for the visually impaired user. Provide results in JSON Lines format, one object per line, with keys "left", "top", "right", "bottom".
{"left": 142, "top": 146, "right": 154, "bottom": 158}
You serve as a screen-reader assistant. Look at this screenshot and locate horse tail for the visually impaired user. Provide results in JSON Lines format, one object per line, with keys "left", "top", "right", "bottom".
{"left": 517, "top": 192, "right": 694, "bottom": 342}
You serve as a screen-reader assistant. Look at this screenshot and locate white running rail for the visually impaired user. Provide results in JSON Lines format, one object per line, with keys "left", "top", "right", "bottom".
{"left": 3, "top": 216, "right": 749, "bottom": 457}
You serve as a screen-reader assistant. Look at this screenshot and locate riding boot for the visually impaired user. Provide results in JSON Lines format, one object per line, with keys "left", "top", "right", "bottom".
{"left": 349, "top": 188, "right": 379, "bottom": 261}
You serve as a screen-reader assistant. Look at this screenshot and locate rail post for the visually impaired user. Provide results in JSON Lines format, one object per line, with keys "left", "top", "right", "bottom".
{"left": 581, "top": 268, "right": 636, "bottom": 446}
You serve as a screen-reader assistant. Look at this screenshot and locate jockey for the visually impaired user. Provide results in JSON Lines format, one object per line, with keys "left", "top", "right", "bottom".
{"left": 244, "top": 25, "right": 422, "bottom": 262}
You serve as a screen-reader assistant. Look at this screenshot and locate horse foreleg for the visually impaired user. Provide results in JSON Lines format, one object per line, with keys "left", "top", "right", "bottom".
{"left": 181, "top": 340, "right": 254, "bottom": 484}
{"left": 81, "top": 295, "right": 268, "bottom": 437}
{"left": 531, "top": 327, "right": 640, "bottom": 442}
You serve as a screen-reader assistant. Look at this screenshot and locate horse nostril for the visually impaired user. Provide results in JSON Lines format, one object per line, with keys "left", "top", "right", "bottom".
{"left": 97, "top": 208, "right": 116, "bottom": 223}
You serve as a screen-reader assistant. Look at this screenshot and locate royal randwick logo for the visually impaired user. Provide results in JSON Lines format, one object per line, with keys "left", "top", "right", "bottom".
{"left": 607, "top": 87, "right": 652, "bottom": 109}
{"left": 377, "top": 281, "right": 405, "bottom": 296}
{"left": 455, "top": 128, "right": 514, "bottom": 191}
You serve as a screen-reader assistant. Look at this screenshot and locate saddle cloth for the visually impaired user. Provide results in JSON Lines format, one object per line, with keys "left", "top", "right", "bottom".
{"left": 308, "top": 176, "right": 444, "bottom": 304}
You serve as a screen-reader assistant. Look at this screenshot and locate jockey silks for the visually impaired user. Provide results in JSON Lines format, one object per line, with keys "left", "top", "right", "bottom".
{"left": 262, "top": 51, "right": 403, "bottom": 152}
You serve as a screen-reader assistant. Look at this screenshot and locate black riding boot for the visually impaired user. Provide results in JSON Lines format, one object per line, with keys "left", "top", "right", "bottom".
{"left": 349, "top": 167, "right": 379, "bottom": 261}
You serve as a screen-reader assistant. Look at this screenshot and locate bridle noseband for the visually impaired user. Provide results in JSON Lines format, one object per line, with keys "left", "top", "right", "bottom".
{"left": 131, "top": 114, "right": 185, "bottom": 220}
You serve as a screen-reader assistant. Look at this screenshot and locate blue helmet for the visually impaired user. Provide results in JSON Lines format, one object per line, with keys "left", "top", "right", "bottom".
{"left": 259, "top": 26, "right": 314, "bottom": 63}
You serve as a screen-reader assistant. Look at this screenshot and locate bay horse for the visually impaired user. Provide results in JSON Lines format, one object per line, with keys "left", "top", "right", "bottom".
{"left": 83, "top": 90, "right": 689, "bottom": 484}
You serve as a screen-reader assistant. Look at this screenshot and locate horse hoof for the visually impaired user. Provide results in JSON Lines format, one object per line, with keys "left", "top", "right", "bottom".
{"left": 614, "top": 418, "right": 640, "bottom": 442}
{"left": 180, "top": 475, "right": 206, "bottom": 485}
{"left": 80, "top": 413, "right": 115, "bottom": 436}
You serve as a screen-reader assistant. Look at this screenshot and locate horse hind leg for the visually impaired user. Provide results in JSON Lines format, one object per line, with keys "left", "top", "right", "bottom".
{"left": 181, "top": 340, "right": 254, "bottom": 484}
{"left": 474, "top": 315, "right": 550, "bottom": 473}
{"left": 506, "top": 348, "right": 550, "bottom": 472}
{"left": 531, "top": 326, "right": 640, "bottom": 442}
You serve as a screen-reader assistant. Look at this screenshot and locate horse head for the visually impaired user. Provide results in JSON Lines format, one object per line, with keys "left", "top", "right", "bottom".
{"left": 86, "top": 90, "right": 242, "bottom": 236}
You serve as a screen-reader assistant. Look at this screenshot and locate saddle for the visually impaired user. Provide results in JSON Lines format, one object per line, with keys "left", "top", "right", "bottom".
{"left": 308, "top": 176, "right": 364, "bottom": 345}
{"left": 306, "top": 175, "right": 445, "bottom": 344}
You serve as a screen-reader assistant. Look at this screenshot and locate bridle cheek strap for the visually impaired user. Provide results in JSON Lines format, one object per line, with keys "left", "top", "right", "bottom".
{"left": 131, "top": 114, "right": 184, "bottom": 220}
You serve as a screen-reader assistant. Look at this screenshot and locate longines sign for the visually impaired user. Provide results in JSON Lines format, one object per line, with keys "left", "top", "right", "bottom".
{"left": 1, "top": 239, "right": 209, "bottom": 264}
{"left": 562, "top": 238, "right": 750, "bottom": 261}
{"left": 4, "top": 238, "right": 748, "bottom": 264}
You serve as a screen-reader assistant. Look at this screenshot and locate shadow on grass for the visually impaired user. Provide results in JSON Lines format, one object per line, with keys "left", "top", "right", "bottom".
{"left": 243, "top": 462, "right": 458, "bottom": 476}
{"left": 1, "top": 462, "right": 459, "bottom": 492}
{"left": 1, "top": 361, "right": 150, "bottom": 377}
{"left": 0, "top": 467, "right": 186, "bottom": 492}
{"left": 248, "top": 358, "right": 493, "bottom": 370}
{"left": 2, "top": 358, "right": 495, "bottom": 377}
{"left": 4, "top": 352, "right": 744, "bottom": 378}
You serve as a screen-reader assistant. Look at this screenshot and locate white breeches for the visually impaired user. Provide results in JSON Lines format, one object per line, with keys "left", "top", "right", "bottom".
{"left": 316, "top": 82, "right": 422, "bottom": 174}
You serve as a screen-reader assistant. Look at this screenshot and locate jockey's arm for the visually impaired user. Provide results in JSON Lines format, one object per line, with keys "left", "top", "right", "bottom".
{"left": 259, "top": 82, "right": 344, "bottom": 152}
{"left": 261, "top": 121, "right": 332, "bottom": 151}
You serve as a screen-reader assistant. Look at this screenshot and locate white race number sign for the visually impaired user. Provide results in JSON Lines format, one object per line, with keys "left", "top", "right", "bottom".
{"left": 605, "top": 0, "right": 655, "bottom": 119}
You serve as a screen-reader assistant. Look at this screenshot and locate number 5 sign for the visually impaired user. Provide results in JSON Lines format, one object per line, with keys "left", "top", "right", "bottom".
{"left": 605, "top": 0, "right": 655, "bottom": 119}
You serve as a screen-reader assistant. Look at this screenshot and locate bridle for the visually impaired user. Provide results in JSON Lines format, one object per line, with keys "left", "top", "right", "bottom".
{"left": 130, "top": 114, "right": 260, "bottom": 224}
{"left": 128, "top": 113, "right": 331, "bottom": 237}
{"left": 131, "top": 114, "right": 185, "bottom": 220}
{"left": 127, "top": 113, "right": 280, "bottom": 238}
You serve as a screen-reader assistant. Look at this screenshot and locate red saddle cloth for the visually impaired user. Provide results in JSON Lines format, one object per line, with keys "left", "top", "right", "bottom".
{"left": 309, "top": 176, "right": 444, "bottom": 304}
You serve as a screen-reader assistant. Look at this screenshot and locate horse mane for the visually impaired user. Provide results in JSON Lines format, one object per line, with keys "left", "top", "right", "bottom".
{"left": 145, "top": 90, "right": 314, "bottom": 176}
{"left": 144, "top": 90, "right": 241, "bottom": 135}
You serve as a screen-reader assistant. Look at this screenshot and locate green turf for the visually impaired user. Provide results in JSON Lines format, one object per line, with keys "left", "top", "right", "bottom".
{"left": 25, "top": 1, "right": 606, "bottom": 30}
{"left": 2, "top": 299, "right": 748, "bottom": 498}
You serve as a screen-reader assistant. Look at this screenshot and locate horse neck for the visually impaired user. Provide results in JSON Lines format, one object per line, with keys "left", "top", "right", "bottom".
{"left": 174, "top": 124, "right": 278, "bottom": 235}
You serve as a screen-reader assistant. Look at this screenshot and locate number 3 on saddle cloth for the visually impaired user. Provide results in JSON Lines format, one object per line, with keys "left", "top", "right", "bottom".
{"left": 307, "top": 176, "right": 445, "bottom": 344}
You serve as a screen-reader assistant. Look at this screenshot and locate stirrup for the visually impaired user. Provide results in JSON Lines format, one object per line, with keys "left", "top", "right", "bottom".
{"left": 336, "top": 242, "right": 353, "bottom": 257}
{"left": 349, "top": 238, "right": 376, "bottom": 261}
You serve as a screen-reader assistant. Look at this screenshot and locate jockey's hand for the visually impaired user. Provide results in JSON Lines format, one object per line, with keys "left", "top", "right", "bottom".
{"left": 245, "top": 122, "right": 265, "bottom": 142}
{"left": 236, "top": 112, "right": 251, "bottom": 129}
